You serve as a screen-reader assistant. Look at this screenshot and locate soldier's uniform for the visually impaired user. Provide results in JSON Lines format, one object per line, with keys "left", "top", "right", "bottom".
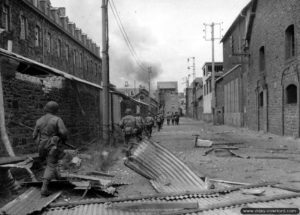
{"left": 33, "top": 101, "right": 68, "bottom": 197}
{"left": 135, "top": 113, "right": 145, "bottom": 141}
{"left": 119, "top": 109, "right": 137, "bottom": 155}
{"left": 156, "top": 114, "right": 163, "bottom": 131}
{"left": 145, "top": 114, "right": 154, "bottom": 138}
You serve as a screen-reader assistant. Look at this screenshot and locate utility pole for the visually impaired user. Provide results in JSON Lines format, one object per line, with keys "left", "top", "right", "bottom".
{"left": 102, "top": 0, "right": 110, "bottom": 144}
{"left": 204, "top": 22, "right": 222, "bottom": 124}
{"left": 187, "top": 57, "right": 196, "bottom": 119}
{"left": 148, "top": 67, "right": 152, "bottom": 112}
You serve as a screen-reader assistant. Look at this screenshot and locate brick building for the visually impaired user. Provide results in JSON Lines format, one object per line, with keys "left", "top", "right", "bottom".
{"left": 247, "top": 0, "right": 300, "bottom": 136}
{"left": 216, "top": 2, "right": 251, "bottom": 126}
{"left": 0, "top": 0, "right": 101, "bottom": 84}
{"left": 0, "top": 0, "right": 105, "bottom": 156}
{"left": 216, "top": 0, "right": 300, "bottom": 138}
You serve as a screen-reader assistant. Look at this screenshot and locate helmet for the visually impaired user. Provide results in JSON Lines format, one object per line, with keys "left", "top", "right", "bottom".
{"left": 44, "top": 101, "right": 59, "bottom": 114}
{"left": 125, "top": 108, "right": 132, "bottom": 115}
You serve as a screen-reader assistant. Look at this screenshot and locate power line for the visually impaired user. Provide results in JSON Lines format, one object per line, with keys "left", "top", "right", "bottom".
{"left": 108, "top": 0, "right": 148, "bottom": 72}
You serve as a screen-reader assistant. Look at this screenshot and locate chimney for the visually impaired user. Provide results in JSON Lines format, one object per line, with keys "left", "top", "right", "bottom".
{"left": 57, "top": 7, "right": 66, "bottom": 16}
{"left": 96, "top": 46, "right": 100, "bottom": 57}
{"left": 38, "top": 0, "right": 47, "bottom": 13}
{"left": 50, "top": 7, "right": 60, "bottom": 23}
{"left": 68, "top": 22, "right": 75, "bottom": 36}
{"left": 87, "top": 38, "right": 92, "bottom": 50}
{"left": 92, "top": 42, "right": 96, "bottom": 54}
{"left": 82, "top": 34, "right": 87, "bottom": 46}
{"left": 60, "top": 16, "right": 68, "bottom": 30}
{"left": 75, "top": 28, "right": 82, "bottom": 41}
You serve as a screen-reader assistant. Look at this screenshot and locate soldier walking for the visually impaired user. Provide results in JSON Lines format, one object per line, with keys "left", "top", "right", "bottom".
{"left": 119, "top": 108, "right": 138, "bottom": 156}
{"left": 145, "top": 113, "right": 154, "bottom": 138}
{"left": 135, "top": 112, "right": 145, "bottom": 141}
{"left": 33, "top": 101, "right": 68, "bottom": 197}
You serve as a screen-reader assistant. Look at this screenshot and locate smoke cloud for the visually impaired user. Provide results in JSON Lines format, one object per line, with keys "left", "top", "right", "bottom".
{"left": 110, "top": 21, "right": 161, "bottom": 89}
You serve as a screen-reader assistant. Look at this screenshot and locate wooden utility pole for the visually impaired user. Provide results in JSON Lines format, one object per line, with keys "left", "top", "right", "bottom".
{"left": 204, "top": 22, "right": 222, "bottom": 125}
{"left": 102, "top": 0, "right": 110, "bottom": 144}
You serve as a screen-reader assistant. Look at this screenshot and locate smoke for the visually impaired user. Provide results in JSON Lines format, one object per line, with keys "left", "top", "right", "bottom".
{"left": 110, "top": 21, "right": 161, "bottom": 89}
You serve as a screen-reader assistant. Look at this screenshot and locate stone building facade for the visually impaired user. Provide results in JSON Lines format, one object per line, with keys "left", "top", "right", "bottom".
{"left": 0, "top": 0, "right": 101, "bottom": 84}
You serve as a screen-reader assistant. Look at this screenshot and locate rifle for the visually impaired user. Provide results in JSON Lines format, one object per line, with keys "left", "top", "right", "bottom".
{"left": 11, "top": 121, "right": 77, "bottom": 150}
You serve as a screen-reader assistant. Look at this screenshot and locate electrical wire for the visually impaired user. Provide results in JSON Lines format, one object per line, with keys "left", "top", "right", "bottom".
{"left": 108, "top": 0, "right": 148, "bottom": 72}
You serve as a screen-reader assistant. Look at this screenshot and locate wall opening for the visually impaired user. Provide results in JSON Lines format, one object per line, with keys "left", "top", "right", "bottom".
{"left": 286, "top": 84, "right": 297, "bottom": 104}
{"left": 259, "top": 91, "right": 264, "bottom": 107}
{"left": 259, "top": 46, "right": 265, "bottom": 72}
{"left": 285, "top": 25, "right": 295, "bottom": 60}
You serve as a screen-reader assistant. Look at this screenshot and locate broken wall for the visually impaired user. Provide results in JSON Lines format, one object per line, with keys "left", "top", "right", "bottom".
{"left": 0, "top": 58, "right": 101, "bottom": 155}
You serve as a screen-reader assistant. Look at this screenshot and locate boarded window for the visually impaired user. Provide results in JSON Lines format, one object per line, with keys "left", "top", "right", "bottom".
{"left": 46, "top": 33, "right": 51, "bottom": 52}
{"left": 259, "top": 92, "right": 264, "bottom": 107}
{"left": 259, "top": 46, "right": 265, "bottom": 72}
{"left": 2, "top": 5, "right": 9, "bottom": 31}
{"left": 285, "top": 25, "right": 295, "bottom": 60}
{"left": 65, "top": 44, "right": 69, "bottom": 61}
{"left": 34, "top": 25, "right": 41, "bottom": 47}
{"left": 20, "top": 15, "right": 27, "bottom": 40}
{"left": 286, "top": 84, "right": 297, "bottom": 104}
{"left": 57, "top": 39, "right": 62, "bottom": 57}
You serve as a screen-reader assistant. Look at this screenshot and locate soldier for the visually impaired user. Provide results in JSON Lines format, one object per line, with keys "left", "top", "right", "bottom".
{"left": 145, "top": 113, "right": 154, "bottom": 138}
{"left": 135, "top": 112, "right": 145, "bottom": 141}
{"left": 174, "top": 112, "right": 180, "bottom": 125}
{"left": 33, "top": 101, "right": 68, "bottom": 197}
{"left": 156, "top": 113, "right": 163, "bottom": 131}
{"left": 171, "top": 112, "right": 175, "bottom": 125}
{"left": 166, "top": 112, "right": 171, "bottom": 125}
{"left": 119, "top": 108, "right": 138, "bottom": 156}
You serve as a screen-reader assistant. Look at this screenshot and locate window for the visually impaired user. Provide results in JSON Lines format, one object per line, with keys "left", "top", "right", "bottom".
{"left": 34, "top": 25, "right": 41, "bottom": 47}
{"left": 46, "top": 33, "right": 51, "bottom": 52}
{"left": 73, "top": 50, "right": 77, "bottom": 65}
{"left": 3, "top": 5, "right": 10, "bottom": 31}
{"left": 20, "top": 15, "right": 27, "bottom": 40}
{"left": 285, "top": 25, "right": 295, "bottom": 60}
{"left": 259, "top": 46, "right": 265, "bottom": 72}
{"left": 286, "top": 84, "right": 297, "bottom": 104}
{"left": 65, "top": 44, "right": 69, "bottom": 61}
{"left": 57, "top": 39, "right": 62, "bottom": 57}
{"left": 259, "top": 92, "right": 264, "bottom": 107}
{"left": 79, "top": 53, "right": 83, "bottom": 68}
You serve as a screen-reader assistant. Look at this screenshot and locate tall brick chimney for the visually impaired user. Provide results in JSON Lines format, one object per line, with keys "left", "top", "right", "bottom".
{"left": 60, "top": 16, "right": 68, "bottom": 30}
{"left": 68, "top": 22, "right": 75, "bottom": 36}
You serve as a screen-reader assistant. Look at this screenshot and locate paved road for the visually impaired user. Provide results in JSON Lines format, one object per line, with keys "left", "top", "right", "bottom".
{"left": 112, "top": 117, "right": 300, "bottom": 197}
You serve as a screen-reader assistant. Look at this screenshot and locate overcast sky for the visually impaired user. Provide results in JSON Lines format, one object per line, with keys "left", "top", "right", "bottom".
{"left": 51, "top": 0, "right": 250, "bottom": 92}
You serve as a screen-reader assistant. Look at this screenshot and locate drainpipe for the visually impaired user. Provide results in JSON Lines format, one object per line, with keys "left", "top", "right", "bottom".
{"left": 0, "top": 60, "right": 15, "bottom": 157}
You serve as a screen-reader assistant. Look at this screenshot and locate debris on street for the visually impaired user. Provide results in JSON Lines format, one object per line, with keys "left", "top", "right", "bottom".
{"left": 0, "top": 187, "right": 61, "bottom": 215}
{"left": 124, "top": 139, "right": 206, "bottom": 193}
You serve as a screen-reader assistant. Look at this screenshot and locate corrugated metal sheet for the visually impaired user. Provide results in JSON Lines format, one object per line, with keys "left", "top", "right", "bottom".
{"left": 44, "top": 185, "right": 299, "bottom": 215}
{"left": 0, "top": 187, "right": 61, "bottom": 215}
{"left": 125, "top": 140, "right": 206, "bottom": 193}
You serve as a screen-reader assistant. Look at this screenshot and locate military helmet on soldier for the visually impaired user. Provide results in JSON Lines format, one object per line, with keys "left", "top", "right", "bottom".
{"left": 44, "top": 101, "right": 59, "bottom": 114}
{"left": 125, "top": 108, "right": 132, "bottom": 115}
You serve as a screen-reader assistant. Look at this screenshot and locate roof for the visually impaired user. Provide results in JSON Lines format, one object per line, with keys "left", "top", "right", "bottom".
{"left": 0, "top": 48, "right": 103, "bottom": 90}
{"left": 44, "top": 183, "right": 300, "bottom": 215}
{"left": 125, "top": 139, "right": 206, "bottom": 193}
{"left": 0, "top": 187, "right": 61, "bottom": 215}
{"left": 216, "top": 64, "right": 241, "bottom": 83}
{"left": 221, "top": 0, "right": 252, "bottom": 43}
{"left": 202, "top": 62, "right": 223, "bottom": 70}
{"left": 157, "top": 82, "right": 178, "bottom": 90}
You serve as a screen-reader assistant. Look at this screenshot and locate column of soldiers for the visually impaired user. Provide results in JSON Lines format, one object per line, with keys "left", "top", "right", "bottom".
{"left": 166, "top": 111, "right": 180, "bottom": 126}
